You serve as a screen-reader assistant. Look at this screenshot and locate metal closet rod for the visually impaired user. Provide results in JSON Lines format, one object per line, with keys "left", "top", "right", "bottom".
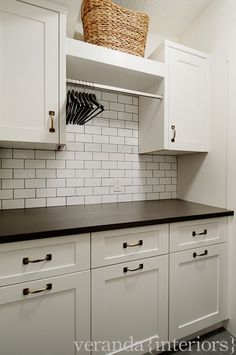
{"left": 66, "top": 79, "right": 163, "bottom": 100}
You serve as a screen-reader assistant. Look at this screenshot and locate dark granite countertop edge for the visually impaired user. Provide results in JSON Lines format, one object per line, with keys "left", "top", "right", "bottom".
{"left": 0, "top": 209, "right": 233, "bottom": 244}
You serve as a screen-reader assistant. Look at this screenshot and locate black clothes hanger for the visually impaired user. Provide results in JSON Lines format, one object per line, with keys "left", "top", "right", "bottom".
{"left": 66, "top": 82, "right": 105, "bottom": 125}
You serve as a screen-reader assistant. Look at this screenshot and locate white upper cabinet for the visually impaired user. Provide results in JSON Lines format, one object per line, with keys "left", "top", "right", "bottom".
{"left": 0, "top": 0, "right": 66, "bottom": 150}
{"left": 139, "top": 41, "right": 209, "bottom": 154}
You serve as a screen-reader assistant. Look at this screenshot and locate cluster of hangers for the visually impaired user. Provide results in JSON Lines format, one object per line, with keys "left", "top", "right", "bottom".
{"left": 66, "top": 81, "right": 105, "bottom": 125}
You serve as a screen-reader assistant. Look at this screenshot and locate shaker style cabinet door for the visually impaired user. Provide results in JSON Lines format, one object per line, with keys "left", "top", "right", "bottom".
{"left": 168, "top": 47, "right": 208, "bottom": 152}
{"left": 92, "top": 255, "right": 168, "bottom": 355}
{"left": 0, "top": 272, "right": 90, "bottom": 355}
{"left": 169, "top": 243, "right": 227, "bottom": 341}
{"left": 0, "top": 0, "right": 59, "bottom": 146}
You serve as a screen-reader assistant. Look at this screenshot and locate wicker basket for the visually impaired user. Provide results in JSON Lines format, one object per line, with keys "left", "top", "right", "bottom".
{"left": 81, "top": 0, "right": 149, "bottom": 57}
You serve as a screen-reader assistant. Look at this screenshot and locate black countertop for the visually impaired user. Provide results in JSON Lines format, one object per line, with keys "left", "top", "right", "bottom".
{"left": 0, "top": 199, "right": 233, "bottom": 243}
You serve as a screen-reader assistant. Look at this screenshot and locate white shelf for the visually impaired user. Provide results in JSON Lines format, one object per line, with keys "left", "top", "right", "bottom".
{"left": 66, "top": 38, "right": 165, "bottom": 93}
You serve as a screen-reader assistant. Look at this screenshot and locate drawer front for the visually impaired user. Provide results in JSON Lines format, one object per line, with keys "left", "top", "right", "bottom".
{"left": 0, "top": 234, "right": 90, "bottom": 286}
{"left": 170, "top": 218, "right": 227, "bottom": 252}
{"left": 92, "top": 225, "right": 168, "bottom": 268}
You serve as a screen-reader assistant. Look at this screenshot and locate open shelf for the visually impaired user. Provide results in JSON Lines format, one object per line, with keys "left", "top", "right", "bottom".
{"left": 66, "top": 38, "right": 165, "bottom": 94}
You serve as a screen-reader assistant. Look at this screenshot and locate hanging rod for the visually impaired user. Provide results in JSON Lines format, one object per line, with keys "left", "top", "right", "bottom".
{"left": 66, "top": 79, "right": 163, "bottom": 100}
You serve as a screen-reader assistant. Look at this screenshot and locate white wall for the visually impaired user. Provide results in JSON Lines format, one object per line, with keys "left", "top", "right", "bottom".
{"left": 178, "top": 0, "right": 229, "bottom": 208}
{"left": 178, "top": 0, "right": 236, "bottom": 336}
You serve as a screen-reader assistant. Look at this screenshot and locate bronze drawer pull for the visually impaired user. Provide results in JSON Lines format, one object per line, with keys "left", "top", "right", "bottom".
{"left": 23, "top": 254, "right": 52, "bottom": 265}
{"left": 171, "top": 125, "right": 176, "bottom": 142}
{"left": 193, "top": 250, "right": 208, "bottom": 258}
{"left": 123, "top": 264, "right": 143, "bottom": 273}
{"left": 123, "top": 240, "right": 143, "bottom": 249}
{"left": 192, "top": 229, "right": 207, "bottom": 237}
{"left": 23, "top": 283, "right": 52, "bottom": 296}
{"left": 49, "top": 111, "right": 56, "bottom": 133}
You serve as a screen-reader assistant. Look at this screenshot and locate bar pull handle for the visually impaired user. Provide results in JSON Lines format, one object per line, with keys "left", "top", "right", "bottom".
{"left": 23, "top": 254, "right": 52, "bottom": 265}
{"left": 23, "top": 283, "right": 52, "bottom": 296}
{"left": 49, "top": 111, "right": 56, "bottom": 133}
{"left": 192, "top": 229, "right": 207, "bottom": 237}
{"left": 193, "top": 250, "right": 208, "bottom": 258}
{"left": 171, "top": 125, "right": 176, "bottom": 142}
{"left": 123, "top": 264, "right": 143, "bottom": 273}
{"left": 123, "top": 240, "right": 143, "bottom": 249}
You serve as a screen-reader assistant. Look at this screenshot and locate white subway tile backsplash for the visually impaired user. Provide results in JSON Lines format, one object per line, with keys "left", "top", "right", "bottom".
{"left": 85, "top": 178, "right": 101, "bottom": 187}
{"left": 14, "top": 189, "right": 35, "bottom": 199}
{"left": 46, "top": 160, "right": 65, "bottom": 169}
{"left": 56, "top": 151, "right": 74, "bottom": 160}
{"left": 93, "top": 170, "right": 109, "bottom": 178}
{"left": 93, "top": 135, "right": 109, "bottom": 144}
{"left": 0, "top": 170, "right": 13, "bottom": 179}
{"left": 47, "top": 197, "right": 66, "bottom": 207}
{"left": 25, "top": 179, "right": 46, "bottom": 188}
{"left": 76, "top": 187, "right": 93, "bottom": 196}
{"left": 110, "top": 102, "right": 125, "bottom": 112}
{"left": 26, "top": 198, "right": 46, "bottom": 208}
{"left": 2, "top": 199, "right": 24, "bottom": 209}
{"left": 36, "top": 170, "right": 56, "bottom": 179}
{"left": 67, "top": 196, "right": 85, "bottom": 205}
{"left": 13, "top": 149, "right": 34, "bottom": 159}
{"left": 102, "top": 144, "right": 117, "bottom": 153}
{"left": 36, "top": 150, "right": 56, "bottom": 160}
{"left": 118, "top": 94, "right": 132, "bottom": 104}
{"left": 67, "top": 178, "right": 84, "bottom": 187}
{"left": 85, "top": 161, "right": 101, "bottom": 169}
{"left": 102, "top": 92, "right": 117, "bottom": 102}
{"left": 118, "top": 112, "right": 133, "bottom": 121}
{"left": 2, "top": 179, "right": 24, "bottom": 189}
{"left": 14, "top": 169, "right": 35, "bottom": 179}
{"left": 66, "top": 161, "right": 84, "bottom": 169}
{"left": 102, "top": 127, "right": 117, "bottom": 136}
{"left": 85, "top": 195, "right": 102, "bottom": 204}
{"left": 57, "top": 169, "right": 76, "bottom": 178}
{"left": 125, "top": 104, "right": 138, "bottom": 114}
{"left": 0, "top": 190, "right": 13, "bottom": 199}
{"left": 57, "top": 187, "right": 75, "bottom": 197}
{"left": 47, "top": 179, "right": 66, "bottom": 188}
{"left": 0, "top": 149, "right": 12, "bottom": 159}
{"left": 93, "top": 152, "right": 109, "bottom": 161}
{"left": 2, "top": 159, "right": 24, "bottom": 169}
{"left": 37, "top": 188, "right": 56, "bottom": 198}
{"left": 25, "top": 160, "right": 45, "bottom": 169}
{"left": 0, "top": 90, "right": 177, "bottom": 210}
{"left": 85, "top": 143, "right": 101, "bottom": 152}
{"left": 102, "top": 195, "right": 117, "bottom": 203}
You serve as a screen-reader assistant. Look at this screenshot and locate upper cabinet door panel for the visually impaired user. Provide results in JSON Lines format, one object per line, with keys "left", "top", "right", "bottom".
{"left": 168, "top": 48, "right": 208, "bottom": 151}
{"left": 0, "top": 0, "right": 59, "bottom": 144}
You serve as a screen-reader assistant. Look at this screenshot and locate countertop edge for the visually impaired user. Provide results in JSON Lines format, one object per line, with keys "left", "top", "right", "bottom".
{"left": 0, "top": 209, "right": 233, "bottom": 244}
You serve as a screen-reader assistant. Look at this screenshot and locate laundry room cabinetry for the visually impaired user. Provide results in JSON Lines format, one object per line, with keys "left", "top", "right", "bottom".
{"left": 0, "top": 0, "right": 66, "bottom": 150}
{"left": 139, "top": 41, "right": 209, "bottom": 154}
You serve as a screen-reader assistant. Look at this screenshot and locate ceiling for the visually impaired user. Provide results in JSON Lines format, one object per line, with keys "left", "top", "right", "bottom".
{"left": 52, "top": 0, "right": 214, "bottom": 37}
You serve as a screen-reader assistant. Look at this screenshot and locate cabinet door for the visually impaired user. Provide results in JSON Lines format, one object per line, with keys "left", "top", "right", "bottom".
{"left": 169, "top": 244, "right": 226, "bottom": 341}
{"left": 0, "top": 271, "right": 90, "bottom": 355}
{"left": 0, "top": 0, "right": 59, "bottom": 146}
{"left": 167, "top": 47, "right": 208, "bottom": 152}
{"left": 92, "top": 256, "right": 168, "bottom": 355}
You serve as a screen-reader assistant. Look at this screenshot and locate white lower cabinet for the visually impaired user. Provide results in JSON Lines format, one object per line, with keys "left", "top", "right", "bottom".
{"left": 92, "top": 255, "right": 169, "bottom": 355}
{"left": 169, "top": 243, "right": 227, "bottom": 341}
{"left": 0, "top": 271, "right": 90, "bottom": 355}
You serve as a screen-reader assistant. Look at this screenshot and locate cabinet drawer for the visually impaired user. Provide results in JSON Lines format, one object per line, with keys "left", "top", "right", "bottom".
{"left": 91, "top": 225, "right": 168, "bottom": 268}
{"left": 0, "top": 234, "right": 90, "bottom": 286}
{"left": 170, "top": 218, "right": 227, "bottom": 252}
